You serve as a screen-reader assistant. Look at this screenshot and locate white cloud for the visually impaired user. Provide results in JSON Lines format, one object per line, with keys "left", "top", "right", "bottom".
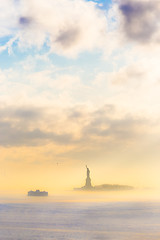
{"left": 0, "top": 1, "right": 18, "bottom": 36}
{"left": 0, "top": 0, "right": 109, "bottom": 57}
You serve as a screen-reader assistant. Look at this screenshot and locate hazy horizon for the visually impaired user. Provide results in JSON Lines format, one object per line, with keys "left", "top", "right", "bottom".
{"left": 0, "top": 0, "right": 160, "bottom": 197}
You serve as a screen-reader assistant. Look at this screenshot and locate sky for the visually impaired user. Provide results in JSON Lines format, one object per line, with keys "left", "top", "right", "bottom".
{"left": 0, "top": 0, "right": 160, "bottom": 194}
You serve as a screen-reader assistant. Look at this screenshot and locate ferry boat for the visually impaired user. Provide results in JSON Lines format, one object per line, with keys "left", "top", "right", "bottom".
{"left": 28, "top": 190, "right": 48, "bottom": 196}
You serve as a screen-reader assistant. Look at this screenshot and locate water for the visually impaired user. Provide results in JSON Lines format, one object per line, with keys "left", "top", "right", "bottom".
{"left": 0, "top": 198, "right": 160, "bottom": 240}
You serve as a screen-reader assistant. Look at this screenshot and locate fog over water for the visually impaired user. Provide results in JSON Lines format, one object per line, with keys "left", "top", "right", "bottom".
{"left": 0, "top": 191, "right": 160, "bottom": 240}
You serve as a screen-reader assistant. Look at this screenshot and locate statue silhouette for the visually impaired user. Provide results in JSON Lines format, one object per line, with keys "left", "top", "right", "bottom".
{"left": 85, "top": 165, "right": 92, "bottom": 189}
{"left": 86, "top": 165, "right": 90, "bottom": 178}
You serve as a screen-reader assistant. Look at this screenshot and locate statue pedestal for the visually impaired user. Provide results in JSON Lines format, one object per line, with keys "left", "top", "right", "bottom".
{"left": 85, "top": 176, "right": 92, "bottom": 189}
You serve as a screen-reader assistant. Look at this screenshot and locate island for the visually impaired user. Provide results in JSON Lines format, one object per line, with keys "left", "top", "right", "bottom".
{"left": 74, "top": 166, "right": 134, "bottom": 191}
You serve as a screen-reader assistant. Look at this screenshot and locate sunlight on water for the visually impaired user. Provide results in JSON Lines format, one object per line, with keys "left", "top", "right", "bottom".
{"left": 0, "top": 191, "right": 160, "bottom": 239}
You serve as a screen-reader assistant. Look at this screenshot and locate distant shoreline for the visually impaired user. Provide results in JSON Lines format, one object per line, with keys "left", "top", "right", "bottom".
{"left": 74, "top": 184, "right": 134, "bottom": 191}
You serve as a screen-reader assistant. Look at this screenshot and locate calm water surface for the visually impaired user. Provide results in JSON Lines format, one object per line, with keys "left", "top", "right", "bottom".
{"left": 0, "top": 197, "right": 160, "bottom": 239}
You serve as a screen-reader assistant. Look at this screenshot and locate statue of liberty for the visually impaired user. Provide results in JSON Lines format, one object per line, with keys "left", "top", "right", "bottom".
{"left": 85, "top": 165, "right": 92, "bottom": 189}
{"left": 86, "top": 165, "right": 90, "bottom": 177}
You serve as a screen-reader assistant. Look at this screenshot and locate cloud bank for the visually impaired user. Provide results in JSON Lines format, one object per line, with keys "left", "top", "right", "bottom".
{"left": 1, "top": 0, "right": 160, "bottom": 56}
{"left": 0, "top": 105, "right": 150, "bottom": 147}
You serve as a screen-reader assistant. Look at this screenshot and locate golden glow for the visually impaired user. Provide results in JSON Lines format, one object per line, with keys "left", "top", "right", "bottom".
{"left": 0, "top": 141, "right": 160, "bottom": 196}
